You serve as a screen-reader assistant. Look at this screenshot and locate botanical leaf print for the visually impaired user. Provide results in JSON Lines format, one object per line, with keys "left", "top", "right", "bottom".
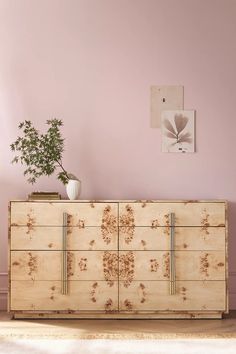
{"left": 164, "top": 114, "right": 191, "bottom": 145}
{"left": 178, "top": 132, "right": 192, "bottom": 144}
{"left": 162, "top": 110, "right": 195, "bottom": 153}
{"left": 163, "top": 119, "right": 176, "bottom": 135}
{"left": 174, "top": 114, "right": 188, "bottom": 133}
{"left": 165, "top": 131, "right": 176, "bottom": 139}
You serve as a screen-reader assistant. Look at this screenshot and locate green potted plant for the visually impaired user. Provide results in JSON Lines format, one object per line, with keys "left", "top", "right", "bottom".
{"left": 10, "top": 119, "right": 81, "bottom": 199}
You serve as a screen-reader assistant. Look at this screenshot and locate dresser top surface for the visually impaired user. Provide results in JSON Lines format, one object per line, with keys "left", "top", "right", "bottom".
{"left": 10, "top": 199, "right": 227, "bottom": 203}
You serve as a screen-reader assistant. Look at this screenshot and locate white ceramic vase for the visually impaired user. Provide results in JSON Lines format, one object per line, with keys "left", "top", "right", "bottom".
{"left": 66, "top": 179, "right": 81, "bottom": 200}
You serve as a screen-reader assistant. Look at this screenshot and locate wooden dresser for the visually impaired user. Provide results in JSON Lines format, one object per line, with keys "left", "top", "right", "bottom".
{"left": 9, "top": 200, "right": 228, "bottom": 319}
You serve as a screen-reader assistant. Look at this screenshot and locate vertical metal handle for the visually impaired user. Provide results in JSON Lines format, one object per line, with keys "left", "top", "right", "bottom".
{"left": 169, "top": 213, "right": 176, "bottom": 295}
{"left": 62, "top": 212, "right": 68, "bottom": 295}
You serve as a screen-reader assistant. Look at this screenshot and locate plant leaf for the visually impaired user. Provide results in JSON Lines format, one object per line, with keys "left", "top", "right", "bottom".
{"left": 174, "top": 114, "right": 188, "bottom": 134}
{"left": 10, "top": 118, "right": 69, "bottom": 185}
{"left": 163, "top": 119, "right": 176, "bottom": 135}
{"left": 178, "top": 132, "right": 192, "bottom": 144}
{"left": 165, "top": 131, "right": 176, "bottom": 139}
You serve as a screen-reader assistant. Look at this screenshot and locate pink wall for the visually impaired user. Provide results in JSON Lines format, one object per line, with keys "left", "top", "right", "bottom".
{"left": 1, "top": 0, "right": 236, "bottom": 309}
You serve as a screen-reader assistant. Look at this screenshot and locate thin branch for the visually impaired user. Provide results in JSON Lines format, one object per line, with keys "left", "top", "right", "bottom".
{"left": 55, "top": 159, "right": 70, "bottom": 179}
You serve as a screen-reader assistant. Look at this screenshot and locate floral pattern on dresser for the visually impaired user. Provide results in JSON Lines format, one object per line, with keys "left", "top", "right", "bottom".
{"left": 119, "top": 205, "right": 135, "bottom": 244}
{"left": 101, "top": 206, "right": 117, "bottom": 244}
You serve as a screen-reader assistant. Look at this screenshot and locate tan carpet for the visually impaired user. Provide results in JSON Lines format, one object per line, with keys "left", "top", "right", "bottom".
{"left": 0, "top": 339, "right": 236, "bottom": 354}
{"left": 1, "top": 331, "right": 236, "bottom": 339}
{"left": 1, "top": 317, "right": 236, "bottom": 339}
{"left": 1, "top": 313, "right": 236, "bottom": 353}
{"left": 1, "top": 315, "right": 236, "bottom": 339}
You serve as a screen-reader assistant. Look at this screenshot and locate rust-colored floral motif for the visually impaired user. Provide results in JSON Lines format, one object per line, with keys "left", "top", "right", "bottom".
{"left": 200, "top": 253, "right": 209, "bottom": 277}
{"left": 67, "top": 214, "right": 73, "bottom": 225}
{"left": 48, "top": 243, "right": 53, "bottom": 248}
{"left": 101, "top": 205, "right": 117, "bottom": 244}
{"left": 50, "top": 285, "right": 56, "bottom": 301}
{"left": 164, "top": 214, "right": 171, "bottom": 235}
{"left": 181, "top": 286, "right": 187, "bottom": 301}
{"left": 28, "top": 252, "right": 37, "bottom": 277}
{"left": 67, "top": 214, "right": 73, "bottom": 234}
{"left": 103, "top": 251, "right": 118, "bottom": 287}
{"left": 201, "top": 208, "right": 210, "bottom": 235}
{"left": 12, "top": 261, "right": 20, "bottom": 266}
{"left": 119, "top": 252, "right": 135, "bottom": 288}
{"left": 152, "top": 215, "right": 171, "bottom": 234}
{"left": 67, "top": 252, "right": 75, "bottom": 277}
{"left": 67, "top": 214, "right": 85, "bottom": 234}
{"left": 103, "top": 251, "right": 135, "bottom": 287}
{"left": 67, "top": 309, "right": 76, "bottom": 314}
{"left": 135, "top": 200, "right": 154, "bottom": 204}
{"left": 26, "top": 209, "right": 36, "bottom": 235}
{"left": 164, "top": 214, "right": 170, "bottom": 227}
{"left": 151, "top": 219, "right": 159, "bottom": 229}
{"left": 150, "top": 259, "right": 159, "bottom": 272}
{"left": 138, "top": 283, "right": 147, "bottom": 303}
{"left": 141, "top": 240, "right": 147, "bottom": 249}
{"left": 104, "top": 298, "right": 114, "bottom": 312}
{"left": 123, "top": 299, "right": 133, "bottom": 311}
{"left": 77, "top": 219, "right": 85, "bottom": 228}
{"left": 119, "top": 205, "right": 135, "bottom": 244}
{"left": 217, "top": 262, "right": 224, "bottom": 267}
{"left": 184, "top": 200, "right": 198, "bottom": 205}
{"left": 164, "top": 226, "right": 170, "bottom": 236}
{"left": 89, "top": 240, "right": 95, "bottom": 249}
{"left": 78, "top": 257, "right": 87, "bottom": 272}
{"left": 162, "top": 252, "right": 170, "bottom": 279}
{"left": 90, "top": 282, "right": 98, "bottom": 303}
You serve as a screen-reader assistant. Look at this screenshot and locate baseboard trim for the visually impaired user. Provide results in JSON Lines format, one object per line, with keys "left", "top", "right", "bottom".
{"left": 0, "top": 272, "right": 8, "bottom": 310}
{"left": 0, "top": 292, "right": 7, "bottom": 311}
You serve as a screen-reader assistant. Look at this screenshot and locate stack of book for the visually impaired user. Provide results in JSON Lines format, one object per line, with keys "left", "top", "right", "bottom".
{"left": 28, "top": 192, "right": 61, "bottom": 200}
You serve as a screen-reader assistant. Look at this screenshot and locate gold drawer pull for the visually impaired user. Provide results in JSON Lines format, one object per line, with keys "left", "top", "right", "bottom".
{"left": 169, "top": 213, "right": 176, "bottom": 295}
{"left": 62, "top": 212, "right": 68, "bottom": 295}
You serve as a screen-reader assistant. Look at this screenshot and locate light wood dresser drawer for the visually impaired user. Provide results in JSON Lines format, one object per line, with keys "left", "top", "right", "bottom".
{"left": 119, "top": 281, "right": 226, "bottom": 312}
{"left": 119, "top": 226, "right": 225, "bottom": 251}
{"left": 11, "top": 202, "right": 118, "bottom": 227}
{"left": 11, "top": 226, "right": 118, "bottom": 250}
{"left": 119, "top": 202, "right": 225, "bottom": 226}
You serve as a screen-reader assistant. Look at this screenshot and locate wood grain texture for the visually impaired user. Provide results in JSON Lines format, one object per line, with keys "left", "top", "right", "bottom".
{"left": 11, "top": 280, "right": 118, "bottom": 311}
{"left": 119, "top": 281, "right": 226, "bottom": 311}
{"left": 11, "top": 202, "right": 118, "bottom": 226}
{"left": 12, "top": 312, "right": 223, "bottom": 319}
{"left": 118, "top": 250, "right": 225, "bottom": 282}
{"left": 11, "top": 226, "right": 118, "bottom": 250}
{"left": 11, "top": 250, "right": 119, "bottom": 281}
{"left": 119, "top": 202, "right": 225, "bottom": 226}
{"left": 119, "top": 226, "right": 225, "bottom": 251}
{"left": 9, "top": 200, "right": 228, "bottom": 319}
